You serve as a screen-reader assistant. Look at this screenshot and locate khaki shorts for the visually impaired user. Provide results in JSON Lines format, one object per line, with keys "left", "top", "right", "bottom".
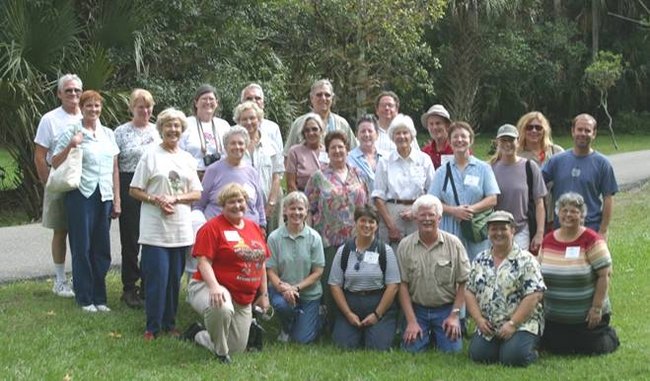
{"left": 42, "top": 185, "right": 67, "bottom": 230}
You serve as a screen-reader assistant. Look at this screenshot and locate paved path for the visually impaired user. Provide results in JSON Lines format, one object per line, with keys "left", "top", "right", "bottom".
{"left": 1, "top": 150, "right": 649, "bottom": 283}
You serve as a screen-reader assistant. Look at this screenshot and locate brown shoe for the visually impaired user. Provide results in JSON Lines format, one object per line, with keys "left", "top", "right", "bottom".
{"left": 121, "top": 289, "right": 143, "bottom": 308}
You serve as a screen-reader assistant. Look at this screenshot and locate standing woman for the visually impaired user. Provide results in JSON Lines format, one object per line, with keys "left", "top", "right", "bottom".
{"left": 179, "top": 84, "right": 230, "bottom": 176}
{"left": 516, "top": 112, "right": 563, "bottom": 234}
{"left": 489, "top": 124, "right": 547, "bottom": 252}
{"left": 372, "top": 114, "right": 435, "bottom": 250}
{"left": 348, "top": 114, "right": 383, "bottom": 192}
{"left": 114, "top": 89, "right": 160, "bottom": 308}
{"left": 285, "top": 113, "right": 328, "bottom": 192}
{"left": 129, "top": 108, "right": 202, "bottom": 340}
{"left": 429, "top": 122, "right": 500, "bottom": 260}
{"left": 267, "top": 191, "right": 325, "bottom": 344}
{"left": 52, "top": 90, "right": 120, "bottom": 312}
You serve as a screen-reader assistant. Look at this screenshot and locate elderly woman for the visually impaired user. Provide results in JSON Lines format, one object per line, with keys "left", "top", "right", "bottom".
{"left": 538, "top": 193, "right": 620, "bottom": 355}
{"left": 52, "top": 90, "right": 120, "bottom": 312}
{"left": 179, "top": 84, "right": 230, "bottom": 175}
{"left": 429, "top": 122, "right": 500, "bottom": 260}
{"left": 283, "top": 79, "right": 357, "bottom": 155}
{"left": 372, "top": 114, "right": 435, "bottom": 250}
{"left": 347, "top": 114, "right": 383, "bottom": 192}
{"left": 186, "top": 183, "right": 270, "bottom": 364}
{"left": 114, "top": 88, "right": 160, "bottom": 308}
{"left": 421, "top": 104, "right": 453, "bottom": 169}
{"left": 328, "top": 204, "right": 400, "bottom": 351}
{"left": 129, "top": 108, "right": 202, "bottom": 340}
{"left": 466, "top": 210, "right": 546, "bottom": 367}
{"left": 267, "top": 191, "right": 325, "bottom": 344}
{"left": 285, "top": 113, "right": 328, "bottom": 192}
{"left": 516, "top": 111, "right": 564, "bottom": 234}
{"left": 489, "top": 124, "right": 546, "bottom": 252}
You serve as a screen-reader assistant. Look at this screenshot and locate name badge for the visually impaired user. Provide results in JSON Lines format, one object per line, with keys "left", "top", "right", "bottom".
{"left": 565, "top": 246, "right": 581, "bottom": 259}
{"left": 363, "top": 251, "right": 379, "bottom": 265}
{"left": 464, "top": 175, "right": 480, "bottom": 187}
{"left": 224, "top": 230, "right": 241, "bottom": 242}
{"left": 318, "top": 151, "right": 330, "bottom": 164}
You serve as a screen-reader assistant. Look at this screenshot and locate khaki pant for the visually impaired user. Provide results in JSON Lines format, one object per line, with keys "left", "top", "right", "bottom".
{"left": 378, "top": 202, "right": 417, "bottom": 252}
{"left": 187, "top": 280, "right": 252, "bottom": 356}
{"left": 42, "top": 185, "right": 67, "bottom": 230}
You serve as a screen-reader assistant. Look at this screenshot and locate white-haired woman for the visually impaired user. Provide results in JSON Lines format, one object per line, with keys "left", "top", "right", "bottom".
{"left": 286, "top": 113, "right": 328, "bottom": 192}
{"left": 372, "top": 114, "right": 435, "bottom": 250}
{"left": 129, "top": 107, "right": 202, "bottom": 340}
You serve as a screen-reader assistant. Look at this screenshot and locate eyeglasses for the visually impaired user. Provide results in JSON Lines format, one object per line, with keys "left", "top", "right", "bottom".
{"left": 246, "top": 96, "right": 263, "bottom": 101}
{"left": 314, "top": 92, "right": 332, "bottom": 99}
{"left": 303, "top": 127, "right": 320, "bottom": 133}
{"left": 526, "top": 124, "right": 544, "bottom": 132}
{"left": 64, "top": 88, "right": 82, "bottom": 94}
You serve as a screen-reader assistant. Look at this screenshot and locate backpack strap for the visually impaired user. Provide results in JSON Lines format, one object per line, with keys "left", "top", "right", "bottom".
{"left": 340, "top": 237, "right": 388, "bottom": 283}
{"left": 340, "top": 239, "right": 355, "bottom": 274}
{"left": 443, "top": 161, "right": 461, "bottom": 206}
{"left": 525, "top": 159, "right": 533, "bottom": 200}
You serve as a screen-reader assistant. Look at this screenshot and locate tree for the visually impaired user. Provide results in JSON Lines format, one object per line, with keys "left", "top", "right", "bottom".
{"left": 584, "top": 50, "right": 623, "bottom": 149}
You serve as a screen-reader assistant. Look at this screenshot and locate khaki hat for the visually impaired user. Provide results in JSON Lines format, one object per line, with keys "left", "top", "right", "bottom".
{"left": 421, "top": 104, "right": 451, "bottom": 127}
{"left": 486, "top": 210, "right": 515, "bottom": 225}
{"left": 496, "top": 124, "right": 519, "bottom": 139}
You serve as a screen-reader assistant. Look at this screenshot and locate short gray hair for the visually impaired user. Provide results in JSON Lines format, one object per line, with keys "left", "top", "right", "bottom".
{"left": 301, "top": 113, "right": 324, "bottom": 137}
{"left": 388, "top": 114, "right": 417, "bottom": 142}
{"left": 223, "top": 125, "right": 250, "bottom": 148}
{"left": 412, "top": 194, "right": 443, "bottom": 216}
{"left": 233, "top": 101, "right": 264, "bottom": 124}
{"left": 156, "top": 108, "right": 187, "bottom": 133}
{"left": 310, "top": 79, "right": 334, "bottom": 97}
{"left": 282, "top": 191, "right": 308, "bottom": 210}
{"left": 240, "top": 83, "right": 264, "bottom": 103}
{"left": 555, "top": 192, "right": 588, "bottom": 218}
{"left": 57, "top": 74, "right": 82, "bottom": 92}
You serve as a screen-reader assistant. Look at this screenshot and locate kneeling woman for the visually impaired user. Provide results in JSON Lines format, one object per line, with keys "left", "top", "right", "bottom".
{"left": 328, "top": 205, "right": 400, "bottom": 350}
{"left": 267, "top": 191, "right": 325, "bottom": 343}
{"left": 187, "top": 183, "right": 270, "bottom": 363}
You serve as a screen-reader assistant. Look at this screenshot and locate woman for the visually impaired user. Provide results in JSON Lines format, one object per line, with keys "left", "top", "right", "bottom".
{"left": 516, "top": 111, "right": 563, "bottom": 234}
{"left": 267, "top": 191, "right": 325, "bottom": 344}
{"left": 179, "top": 84, "right": 230, "bottom": 175}
{"left": 348, "top": 114, "right": 383, "bottom": 192}
{"left": 52, "top": 90, "right": 120, "bottom": 312}
{"left": 129, "top": 108, "right": 202, "bottom": 340}
{"left": 372, "top": 114, "right": 435, "bottom": 250}
{"left": 429, "top": 121, "right": 500, "bottom": 260}
{"left": 489, "top": 124, "right": 546, "bottom": 252}
{"left": 114, "top": 88, "right": 161, "bottom": 308}
{"left": 328, "top": 205, "right": 400, "bottom": 351}
{"left": 187, "top": 183, "right": 270, "bottom": 364}
{"left": 466, "top": 210, "right": 546, "bottom": 367}
{"left": 538, "top": 192, "right": 620, "bottom": 355}
{"left": 285, "top": 113, "right": 328, "bottom": 192}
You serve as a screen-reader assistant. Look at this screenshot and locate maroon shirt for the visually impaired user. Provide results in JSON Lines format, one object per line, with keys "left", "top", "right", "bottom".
{"left": 422, "top": 140, "right": 453, "bottom": 169}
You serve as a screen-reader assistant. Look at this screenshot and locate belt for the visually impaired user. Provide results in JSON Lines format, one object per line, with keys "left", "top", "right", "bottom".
{"left": 345, "top": 288, "right": 385, "bottom": 296}
{"left": 386, "top": 199, "right": 415, "bottom": 205}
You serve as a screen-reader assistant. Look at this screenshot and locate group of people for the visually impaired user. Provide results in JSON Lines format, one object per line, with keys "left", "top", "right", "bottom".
{"left": 33, "top": 74, "right": 620, "bottom": 365}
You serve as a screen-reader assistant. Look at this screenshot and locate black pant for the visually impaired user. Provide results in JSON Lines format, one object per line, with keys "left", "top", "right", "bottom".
{"left": 541, "top": 314, "right": 620, "bottom": 355}
{"left": 119, "top": 172, "right": 142, "bottom": 292}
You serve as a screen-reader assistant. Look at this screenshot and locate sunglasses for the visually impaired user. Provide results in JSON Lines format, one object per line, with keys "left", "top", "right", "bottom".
{"left": 64, "top": 88, "right": 82, "bottom": 94}
{"left": 526, "top": 124, "right": 544, "bottom": 132}
{"left": 353, "top": 251, "right": 363, "bottom": 271}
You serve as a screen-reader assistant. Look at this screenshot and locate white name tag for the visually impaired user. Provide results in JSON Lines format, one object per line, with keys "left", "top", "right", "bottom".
{"left": 363, "top": 251, "right": 379, "bottom": 265}
{"left": 464, "top": 175, "right": 480, "bottom": 187}
{"left": 565, "top": 246, "right": 581, "bottom": 259}
{"left": 224, "top": 230, "right": 241, "bottom": 242}
{"left": 318, "top": 151, "right": 330, "bottom": 164}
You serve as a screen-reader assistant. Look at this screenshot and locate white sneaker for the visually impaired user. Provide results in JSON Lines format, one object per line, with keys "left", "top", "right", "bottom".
{"left": 52, "top": 280, "right": 75, "bottom": 298}
{"left": 95, "top": 304, "right": 111, "bottom": 312}
{"left": 277, "top": 330, "right": 290, "bottom": 343}
{"left": 81, "top": 304, "right": 97, "bottom": 313}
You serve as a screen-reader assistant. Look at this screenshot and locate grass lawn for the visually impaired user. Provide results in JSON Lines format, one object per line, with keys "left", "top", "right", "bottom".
{"left": 1, "top": 183, "right": 649, "bottom": 380}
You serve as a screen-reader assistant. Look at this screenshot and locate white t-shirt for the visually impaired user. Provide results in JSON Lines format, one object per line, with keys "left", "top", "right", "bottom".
{"left": 179, "top": 116, "right": 230, "bottom": 171}
{"left": 33, "top": 106, "right": 82, "bottom": 164}
{"left": 130, "top": 145, "right": 203, "bottom": 247}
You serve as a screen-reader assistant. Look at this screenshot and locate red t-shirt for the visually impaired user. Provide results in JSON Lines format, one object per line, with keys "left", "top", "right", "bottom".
{"left": 192, "top": 215, "right": 270, "bottom": 305}
{"left": 421, "top": 140, "right": 454, "bottom": 169}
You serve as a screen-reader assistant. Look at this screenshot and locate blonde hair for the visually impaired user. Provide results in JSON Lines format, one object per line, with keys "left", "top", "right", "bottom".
{"left": 516, "top": 111, "right": 554, "bottom": 153}
{"left": 217, "top": 183, "right": 250, "bottom": 207}
{"left": 129, "top": 88, "right": 155, "bottom": 110}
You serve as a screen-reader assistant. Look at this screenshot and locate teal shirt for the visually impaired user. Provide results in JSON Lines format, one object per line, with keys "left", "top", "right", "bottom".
{"left": 266, "top": 225, "right": 325, "bottom": 301}
{"left": 54, "top": 123, "right": 119, "bottom": 200}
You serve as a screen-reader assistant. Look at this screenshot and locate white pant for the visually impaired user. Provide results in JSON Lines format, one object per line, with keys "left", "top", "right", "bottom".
{"left": 514, "top": 224, "right": 530, "bottom": 251}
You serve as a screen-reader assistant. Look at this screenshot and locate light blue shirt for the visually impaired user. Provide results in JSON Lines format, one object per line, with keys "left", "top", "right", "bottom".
{"left": 429, "top": 156, "right": 500, "bottom": 260}
{"left": 54, "top": 123, "right": 119, "bottom": 201}
{"left": 347, "top": 147, "right": 382, "bottom": 192}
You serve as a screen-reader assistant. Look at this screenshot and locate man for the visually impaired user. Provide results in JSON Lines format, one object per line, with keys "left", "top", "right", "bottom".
{"left": 283, "top": 79, "right": 357, "bottom": 155}
{"left": 240, "top": 83, "right": 284, "bottom": 155}
{"left": 398, "top": 194, "right": 470, "bottom": 353}
{"left": 33, "top": 74, "right": 83, "bottom": 297}
{"left": 542, "top": 114, "right": 617, "bottom": 237}
{"left": 420, "top": 104, "right": 454, "bottom": 169}
{"left": 465, "top": 210, "right": 545, "bottom": 367}
{"left": 374, "top": 91, "right": 418, "bottom": 155}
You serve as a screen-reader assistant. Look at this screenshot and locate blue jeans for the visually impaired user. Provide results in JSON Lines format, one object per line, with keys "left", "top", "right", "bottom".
{"left": 402, "top": 303, "right": 463, "bottom": 353}
{"left": 141, "top": 245, "right": 186, "bottom": 334}
{"left": 65, "top": 188, "right": 112, "bottom": 307}
{"left": 333, "top": 292, "right": 397, "bottom": 351}
{"left": 269, "top": 288, "right": 320, "bottom": 344}
{"left": 469, "top": 331, "right": 539, "bottom": 367}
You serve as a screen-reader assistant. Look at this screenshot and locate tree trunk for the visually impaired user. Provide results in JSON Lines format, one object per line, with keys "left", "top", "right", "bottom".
{"left": 592, "top": 0, "right": 600, "bottom": 58}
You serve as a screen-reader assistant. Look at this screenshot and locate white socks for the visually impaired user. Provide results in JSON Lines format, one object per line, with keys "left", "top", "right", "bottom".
{"left": 54, "top": 263, "right": 66, "bottom": 282}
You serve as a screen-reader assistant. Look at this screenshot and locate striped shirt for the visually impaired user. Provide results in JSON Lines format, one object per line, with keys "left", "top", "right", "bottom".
{"left": 539, "top": 228, "right": 612, "bottom": 324}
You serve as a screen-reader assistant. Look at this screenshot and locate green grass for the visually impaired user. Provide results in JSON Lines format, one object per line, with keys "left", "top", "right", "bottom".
{"left": 1, "top": 183, "right": 649, "bottom": 380}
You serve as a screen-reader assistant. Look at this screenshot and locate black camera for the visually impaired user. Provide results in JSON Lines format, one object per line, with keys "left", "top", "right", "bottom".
{"left": 202, "top": 152, "right": 221, "bottom": 167}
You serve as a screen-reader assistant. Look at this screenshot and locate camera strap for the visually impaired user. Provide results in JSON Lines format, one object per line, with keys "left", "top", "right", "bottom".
{"left": 196, "top": 118, "right": 222, "bottom": 156}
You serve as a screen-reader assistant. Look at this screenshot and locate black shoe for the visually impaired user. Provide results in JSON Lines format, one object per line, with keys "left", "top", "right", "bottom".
{"left": 181, "top": 322, "right": 204, "bottom": 342}
{"left": 215, "top": 354, "right": 232, "bottom": 364}
{"left": 121, "top": 289, "right": 143, "bottom": 308}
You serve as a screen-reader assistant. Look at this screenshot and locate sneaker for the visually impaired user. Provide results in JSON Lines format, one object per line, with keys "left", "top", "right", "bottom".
{"left": 95, "top": 304, "right": 111, "bottom": 312}
{"left": 277, "top": 330, "right": 290, "bottom": 343}
{"left": 121, "top": 289, "right": 143, "bottom": 308}
{"left": 143, "top": 331, "right": 156, "bottom": 341}
{"left": 215, "top": 354, "right": 232, "bottom": 364}
{"left": 81, "top": 304, "right": 97, "bottom": 313}
{"left": 181, "top": 322, "right": 205, "bottom": 342}
{"left": 52, "top": 280, "right": 75, "bottom": 298}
